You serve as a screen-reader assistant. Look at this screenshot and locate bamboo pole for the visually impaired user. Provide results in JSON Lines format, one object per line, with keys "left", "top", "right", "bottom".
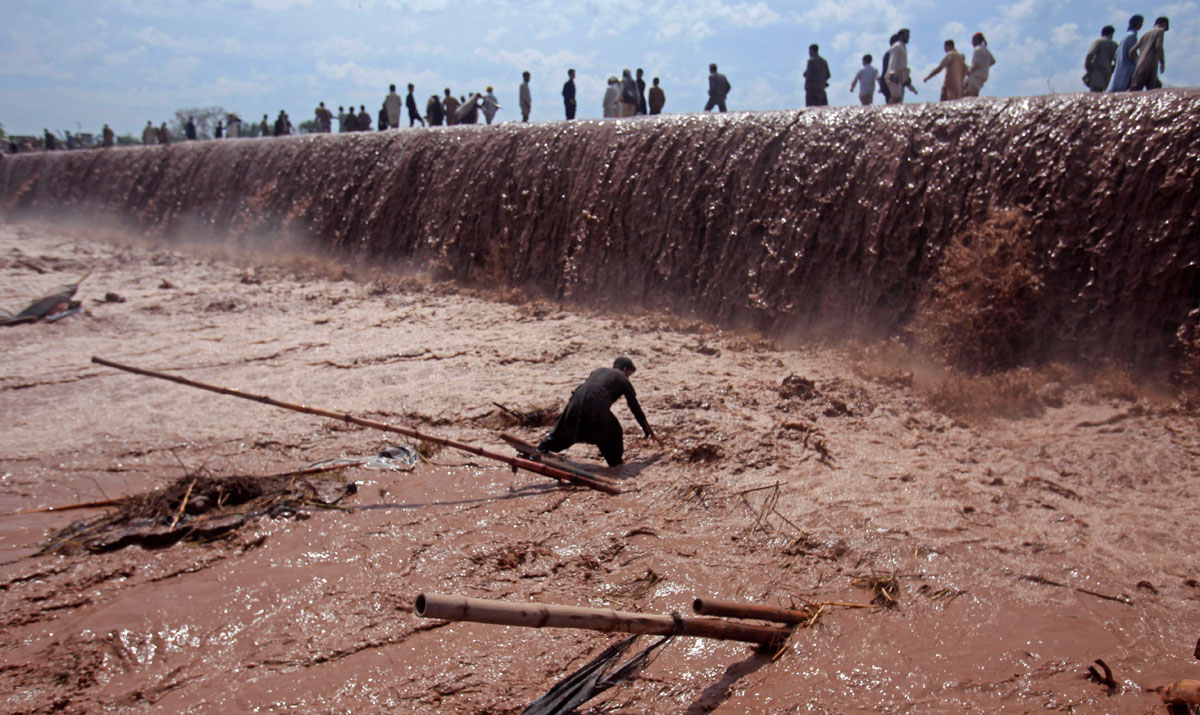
{"left": 91, "top": 357, "right": 619, "bottom": 495}
{"left": 414, "top": 593, "right": 792, "bottom": 647}
{"left": 692, "top": 598, "right": 872, "bottom": 625}
{"left": 4, "top": 498, "right": 127, "bottom": 516}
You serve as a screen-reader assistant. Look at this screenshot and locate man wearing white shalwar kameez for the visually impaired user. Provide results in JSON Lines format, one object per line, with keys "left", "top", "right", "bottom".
{"left": 885, "top": 29, "right": 910, "bottom": 104}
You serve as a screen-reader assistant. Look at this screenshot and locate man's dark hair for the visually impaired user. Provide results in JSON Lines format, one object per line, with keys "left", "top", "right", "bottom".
{"left": 568, "top": 68, "right": 575, "bottom": 74}
{"left": 1101, "top": 25, "right": 1115, "bottom": 37}
{"left": 945, "top": 39, "right": 955, "bottom": 48}
{"left": 445, "top": 88, "right": 451, "bottom": 94}
{"left": 1155, "top": 16, "right": 1169, "bottom": 29}
{"left": 709, "top": 63, "right": 717, "bottom": 72}
{"left": 390, "top": 83, "right": 396, "bottom": 91}
{"left": 613, "top": 357, "right": 636, "bottom": 373}
{"left": 653, "top": 77, "right": 659, "bottom": 85}
{"left": 809, "top": 43, "right": 819, "bottom": 52}
{"left": 1129, "top": 14, "right": 1144, "bottom": 30}
{"left": 523, "top": 71, "right": 530, "bottom": 79}
{"left": 863, "top": 54, "right": 872, "bottom": 63}
{"left": 408, "top": 83, "right": 414, "bottom": 90}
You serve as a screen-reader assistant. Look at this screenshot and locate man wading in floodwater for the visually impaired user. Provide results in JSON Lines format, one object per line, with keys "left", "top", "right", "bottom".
{"left": 537, "top": 357, "right": 662, "bottom": 466}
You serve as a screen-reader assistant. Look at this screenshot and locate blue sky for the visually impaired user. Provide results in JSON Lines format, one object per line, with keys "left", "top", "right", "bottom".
{"left": 1, "top": 0, "right": 1197, "bottom": 136}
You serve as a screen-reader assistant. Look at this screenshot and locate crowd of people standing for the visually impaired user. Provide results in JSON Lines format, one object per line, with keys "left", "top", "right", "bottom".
{"left": 1083, "top": 15, "right": 1170, "bottom": 93}
{"left": 6, "top": 17, "right": 1178, "bottom": 154}
{"left": 834, "top": 29, "right": 996, "bottom": 106}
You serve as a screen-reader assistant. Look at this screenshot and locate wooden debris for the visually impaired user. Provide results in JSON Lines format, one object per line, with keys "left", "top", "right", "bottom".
{"left": 852, "top": 572, "right": 901, "bottom": 607}
{"left": 1085, "top": 658, "right": 1116, "bottom": 694}
{"left": 693, "top": 597, "right": 871, "bottom": 628}
{"left": 602, "top": 569, "right": 660, "bottom": 607}
{"left": 1019, "top": 574, "right": 1133, "bottom": 605}
{"left": 414, "top": 593, "right": 792, "bottom": 647}
{"left": 92, "top": 357, "right": 619, "bottom": 494}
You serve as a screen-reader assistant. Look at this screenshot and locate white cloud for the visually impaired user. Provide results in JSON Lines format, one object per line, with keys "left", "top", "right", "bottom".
{"left": 536, "top": 10, "right": 572, "bottom": 39}
{"left": 194, "top": 76, "right": 273, "bottom": 99}
{"left": 1158, "top": 2, "right": 1197, "bottom": 16}
{"left": 797, "top": 0, "right": 909, "bottom": 28}
{"left": 315, "top": 59, "right": 395, "bottom": 89}
{"left": 315, "top": 35, "right": 365, "bottom": 57}
{"left": 148, "top": 55, "right": 202, "bottom": 84}
{"left": 474, "top": 47, "right": 592, "bottom": 77}
{"left": 1051, "top": 22, "right": 1081, "bottom": 47}
{"left": 135, "top": 26, "right": 183, "bottom": 50}
{"left": 332, "top": 0, "right": 448, "bottom": 10}
{"left": 251, "top": 0, "right": 314, "bottom": 9}
{"left": 739, "top": 76, "right": 788, "bottom": 109}
{"left": 941, "top": 21, "right": 967, "bottom": 40}
{"left": 102, "top": 46, "right": 147, "bottom": 65}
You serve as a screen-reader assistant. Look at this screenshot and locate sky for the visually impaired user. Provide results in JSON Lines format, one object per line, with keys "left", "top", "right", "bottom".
{"left": 1, "top": 0, "right": 1197, "bottom": 137}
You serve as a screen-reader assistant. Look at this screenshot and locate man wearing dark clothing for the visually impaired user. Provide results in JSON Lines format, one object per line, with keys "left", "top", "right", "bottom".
{"left": 636, "top": 68, "right": 647, "bottom": 114}
{"left": 406, "top": 84, "right": 426, "bottom": 127}
{"left": 804, "top": 44, "right": 831, "bottom": 106}
{"left": 879, "top": 34, "right": 897, "bottom": 102}
{"left": 185, "top": 116, "right": 197, "bottom": 140}
{"left": 378, "top": 104, "right": 388, "bottom": 130}
{"left": 562, "top": 68, "right": 577, "bottom": 120}
{"left": 426, "top": 95, "right": 444, "bottom": 125}
{"left": 537, "top": 357, "right": 660, "bottom": 466}
{"left": 705, "top": 63, "right": 731, "bottom": 112}
{"left": 648, "top": 77, "right": 665, "bottom": 114}
{"left": 357, "top": 105, "right": 371, "bottom": 131}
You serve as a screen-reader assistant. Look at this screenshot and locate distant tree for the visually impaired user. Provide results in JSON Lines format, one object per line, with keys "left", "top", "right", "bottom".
{"left": 297, "top": 119, "right": 319, "bottom": 134}
{"left": 116, "top": 133, "right": 138, "bottom": 146}
{"left": 0, "top": 122, "right": 6, "bottom": 141}
{"left": 171, "top": 106, "right": 227, "bottom": 140}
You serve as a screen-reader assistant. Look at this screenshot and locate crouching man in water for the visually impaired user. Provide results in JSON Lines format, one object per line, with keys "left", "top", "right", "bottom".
{"left": 537, "top": 357, "right": 662, "bottom": 466}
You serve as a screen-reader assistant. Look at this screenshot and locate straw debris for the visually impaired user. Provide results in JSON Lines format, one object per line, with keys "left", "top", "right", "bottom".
{"left": 42, "top": 471, "right": 356, "bottom": 554}
{"left": 851, "top": 572, "right": 901, "bottom": 608}
{"left": 602, "top": 569, "right": 661, "bottom": 607}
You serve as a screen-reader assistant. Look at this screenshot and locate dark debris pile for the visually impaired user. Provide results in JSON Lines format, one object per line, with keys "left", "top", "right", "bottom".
{"left": 43, "top": 472, "right": 357, "bottom": 554}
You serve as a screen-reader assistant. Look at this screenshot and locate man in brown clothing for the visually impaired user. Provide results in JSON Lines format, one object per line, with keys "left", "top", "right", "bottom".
{"left": 1084, "top": 26, "right": 1119, "bottom": 91}
{"left": 1130, "top": 16, "right": 1169, "bottom": 91}
{"left": 648, "top": 77, "right": 665, "bottom": 114}
{"left": 442, "top": 89, "right": 460, "bottom": 126}
{"left": 924, "top": 39, "right": 967, "bottom": 101}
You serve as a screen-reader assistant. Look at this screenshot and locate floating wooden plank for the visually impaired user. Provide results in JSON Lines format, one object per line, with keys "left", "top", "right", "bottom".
{"left": 499, "top": 432, "right": 617, "bottom": 490}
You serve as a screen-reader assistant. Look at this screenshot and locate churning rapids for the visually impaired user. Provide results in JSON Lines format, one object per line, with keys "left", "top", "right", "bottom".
{"left": 3, "top": 90, "right": 1198, "bottom": 372}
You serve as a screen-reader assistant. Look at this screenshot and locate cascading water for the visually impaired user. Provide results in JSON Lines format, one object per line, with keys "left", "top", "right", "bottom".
{"left": 3, "top": 91, "right": 1198, "bottom": 371}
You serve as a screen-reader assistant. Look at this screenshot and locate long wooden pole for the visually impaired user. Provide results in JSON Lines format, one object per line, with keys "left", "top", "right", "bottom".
{"left": 414, "top": 593, "right": 792, "bottom": 647}
{"left": 91, "top": 357, "right": 620, "bottom": 494}
{"left": 691, "top": 598, "right": 860, "bottom": 625}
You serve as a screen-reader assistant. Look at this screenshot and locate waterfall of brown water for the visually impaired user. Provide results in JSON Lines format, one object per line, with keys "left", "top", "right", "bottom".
{"left": 3, "top": 91, "right": 1198, "bottom": 370}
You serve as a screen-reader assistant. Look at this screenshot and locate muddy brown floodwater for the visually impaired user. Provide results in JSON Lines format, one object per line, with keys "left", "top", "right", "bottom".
{"left": 1, "top": 221, "right": 1197, "bottom": 713}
